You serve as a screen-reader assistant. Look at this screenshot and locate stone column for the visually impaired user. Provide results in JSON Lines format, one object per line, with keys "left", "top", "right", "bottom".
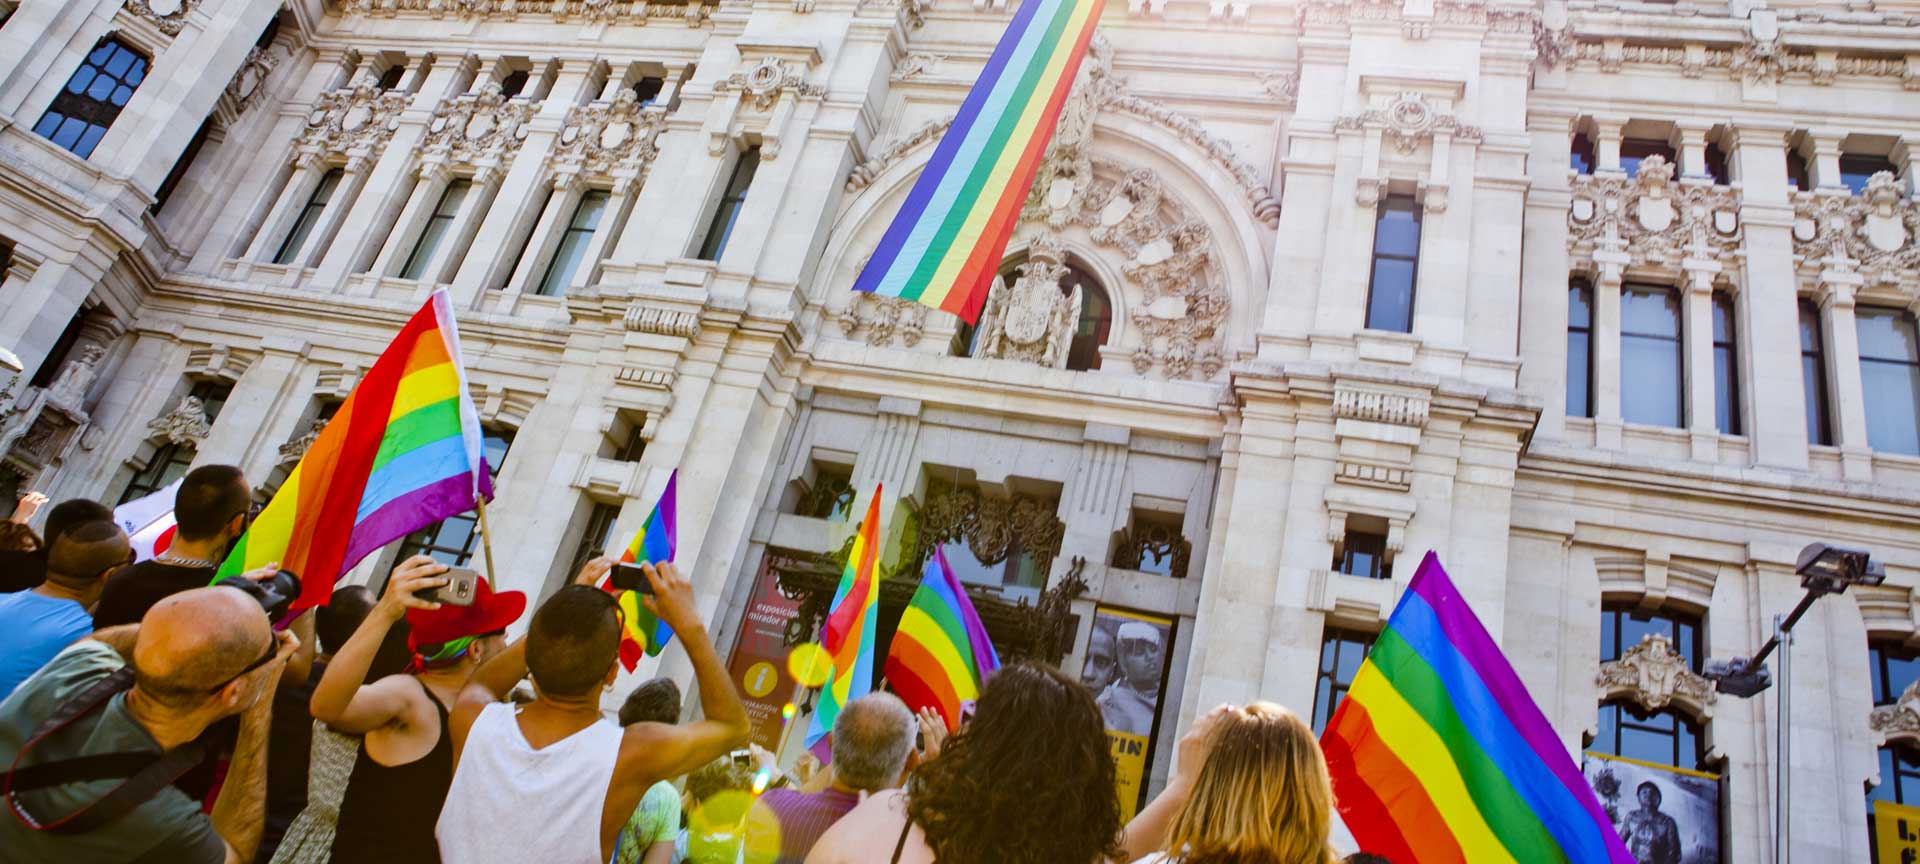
{"left": 0, "top": 0, "right": 118, "bottom": 119}
{"left": 502, "top": 176, "right": 583, "bottom": 299}
{"left": 1519, "top": 113, "right": 1576, "bottom": 441}
{"left": 1591, "top": 251, "right": 1628, "bottom": 450}
{"left": 1057, "top": 424, "right": 1132, "bottom": 585}
{"left": 364, "top": 163, "right": 447, "bottom": 280}
{"left": 192, "top": 336, "right": 308, "bottom": 481}
{"left": 565, "top": 179, "right": 638, "bottom": 294}
{"left": 1818, "top": 273, "right": 1875, "bottom": 481}
{"left": 241, "top": 157, "right": 329, "bottom": 265}
{"left": 1730, "top": 124, "right": 1811, "bottom": 470}
{"left": 1677, "top": 122, "right": 1713, "bottom": 181}
{"left": 1593, "top": 114, "right": 1627, "bottom": 174}
{"left": 0, "top": 252, "right": 112, "bottom": 384}
{"left": 1681, "top": 260, "right": 1723, "bottom": 461}
{"left": 287, "top": 156, "right": 374, "bottom": 271}
{"left": 1808, "top": 128, "right": 1847, "bottom": 192}
{"left": 849, "top": 397, "right": 922, "bottom": 506}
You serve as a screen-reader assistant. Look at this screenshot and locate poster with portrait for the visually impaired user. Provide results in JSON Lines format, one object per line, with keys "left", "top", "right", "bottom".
{"left": 1080, "top": 607, "right": 1175, "bottom": 822}
{"left": 1582, "top": 752, "right": 1722, "bottom": 864}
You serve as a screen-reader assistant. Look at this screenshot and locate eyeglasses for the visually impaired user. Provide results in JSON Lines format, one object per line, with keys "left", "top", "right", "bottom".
{"left": 208, "top": 637, "right": 277, "bottom": 694}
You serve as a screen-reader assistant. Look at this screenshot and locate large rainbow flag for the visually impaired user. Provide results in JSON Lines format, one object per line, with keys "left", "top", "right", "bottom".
{"left": 804, "top": 487, "right": 885, "bottom": 759}
{"left": 883, "top": 547, "right": 1000, "bottom": 732}
{"left": 604, "top": 470, "right": 678, "bottom": 671}
{"left": 1321, "top": 552, "right": 1633, "bottom": 864}
{"left": 849, "top": 0, "right": 1107, "bottom": 323}
{"left": 216, "top": 289, "right": 490, "bottom": 611}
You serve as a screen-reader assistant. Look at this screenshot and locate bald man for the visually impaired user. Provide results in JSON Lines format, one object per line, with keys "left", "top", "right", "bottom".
{"left": 0, "top": 519, "right": 131, "bottom": 700}
{"left": 0, "top": 585, "right": 297, "bottom": 864}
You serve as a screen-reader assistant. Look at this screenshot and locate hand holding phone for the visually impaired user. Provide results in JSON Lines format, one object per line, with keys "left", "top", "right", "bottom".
{"left": 610, "top": 562, "right": 656, "bottom": 595}
{"left": 421, "top": 568, "right": 480, "bottom": 607}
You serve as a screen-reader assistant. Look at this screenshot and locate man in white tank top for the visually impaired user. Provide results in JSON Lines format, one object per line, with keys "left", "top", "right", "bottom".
{"left": 435, "top": 560, "right": 751, "bottom": 864}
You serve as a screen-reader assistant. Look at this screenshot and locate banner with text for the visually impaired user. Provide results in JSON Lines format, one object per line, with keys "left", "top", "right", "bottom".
{"left": 1876, "top": 799, "right": 1920, "bottom": 864}
{"left": 1080, "top": 606, "right": 1175, "bottom": 822}
{"left": 726, "top": 552, "right": 804, "bottom": 750}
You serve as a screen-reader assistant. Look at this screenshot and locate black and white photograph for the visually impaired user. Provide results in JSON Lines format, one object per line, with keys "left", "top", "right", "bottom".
{"left": 1080, "top": 608, "right": 1172, "bottom": 738}
{"left": 1583, "top": 753, "right": 1722, "bottom": 864}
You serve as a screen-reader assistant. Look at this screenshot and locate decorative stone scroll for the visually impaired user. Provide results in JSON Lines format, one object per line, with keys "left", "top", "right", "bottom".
{"left": 892, "top": 53, "right": 947, "bottom": 82}
{"left": 1873, "top": 680, "right": 1920, "bottom": 744}
{"left": 1791, "top": 172, "right": 1920, "bottom": 286}
{"left": 146, "top": 395, "right": 213, "bottom": 447}
{"left": 294, "top": 84, "right": 410, "bottom": 164}
{"left": 846, "top": 119, "right": 952, "bottom": 192}
{"left": 422, "top": 84, "right": 537, "bottom": 173}
{"left": 1335, "top": 91, "right": 1483, "bottom": 156}
{"left": 124, "top": 0, "right": 194, "bottom": 36}
{"left": 1567, "top": 155, "right": 1743, "bottom": 268}
{"left": 277, "top": 418, "right": 326, "bottom": 468}
{"left": 714, "top": 58, "right": 826, "bottom": 112}
{"left": 1596, "top": 634, "right": 1717, "bottom": 717}
{"left": 551, "top": 90, "right": 666, "bottom": 184}
{"left": 836, "top": 293, "right": 928, "bottom": 349}
{"left": 1551, "top": 32, "right": 1919, "bottom": 89}
{"left": 222, "top": 45, "right": 281, "bottom": 118}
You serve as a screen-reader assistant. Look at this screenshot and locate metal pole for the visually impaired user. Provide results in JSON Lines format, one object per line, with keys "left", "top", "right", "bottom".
{"left": 1774, "top": 613, "right": 1791, "bottom": 864}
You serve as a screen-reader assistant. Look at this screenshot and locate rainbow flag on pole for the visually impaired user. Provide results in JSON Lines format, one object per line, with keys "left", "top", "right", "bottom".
{"left": 216, "top": 289, "right": 490, "bottom": 611}
{"left": 850, "top": 0, "right": 1106, "bottom": 324}
{"left": 1321, "top": 553, "right": 1634, "bottom": 864}
{"left": 883, "top": 547, "right": 1000, "bottom": 732}
{"left": 804, "top": 487, "right": 885, "bottom": 758}
{"left": 605, "top": 470, "right": 678, "bottom": 671}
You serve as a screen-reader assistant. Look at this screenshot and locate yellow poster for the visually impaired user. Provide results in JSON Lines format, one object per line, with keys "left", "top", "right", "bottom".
{"left": 1109, "top": 730, "right": 1152, "bottom": 822}
{"left": 1081, "top": 606, "right": 1176, "bottom": 822}
{"left": 1876, "top": 799, "right": 1920, "bottom": 864}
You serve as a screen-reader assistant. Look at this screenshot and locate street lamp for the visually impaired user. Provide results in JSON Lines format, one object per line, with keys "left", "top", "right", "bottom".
{"left": 1700, "top": 542, "right": 1883, "bottom": 864}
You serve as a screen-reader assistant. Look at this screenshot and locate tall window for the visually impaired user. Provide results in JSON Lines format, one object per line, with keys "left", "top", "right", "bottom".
{"left": 28, "top": 313, "right": 89, "bottom": 389}
{"left": 1704, "top": 141, "right": 1731, "bottom": 186}
{"left": 1787, "top": 148, "right": 1812, "bottom": 192}
{"left": 1712, "top": 292, "right": 1741, "bottom": 435}
{"left": 1568, "top": 279, "right": 1595, "bottom": 419}
{"left": 1062, "top": 261, "right": 1111, "bottom": 372}
{"left": 1602, "top": 603, "right": 1702, "bottom": 670}
{"left": 565, "top": 502, "right": 623, "bottom": 583}
{"left": 1591, "top": 701, "right": 1706, "bottom": 771}
{"left": 34, "top": 39, "right": 149, "bottom": 159}
{"left": 1620, "top": 138, "right": 1677, "bottom": 177}
{"left": 1333, "top": 527, "right": 1391, "bottom": 580}
{"left": 1621, "top": 284, "right": 1682, "bottom": 428}
{"left": 1858, "top": 307, "right": 1920, "bottom": 456}
{"left": 396, "top": 429, "right": 513, "bottom": 568}
{"left": 119, "top": 381, "right": 232, "bottom": 505}
{"left": 400, "top": 180, "right": 473, "bottom": 281}
{"left": 695, "top": 146, "right": 761, "bottom": 261}
{"left": 1872, "top": 642, "right": 1920, "bottom": 707}
{"left": 1870, "top": 744, "right": 1920, "bottom": 863}
{"left": 1802, "top": 301, "right": 1834, "bottom": 446}
{"left": 152, "top": 117, "right": 212, "bottom": 215}
{"left": 1841, "top": 154, "right": 1900, "bottom": 195}
{"left": 632, "top": 76, "right": 665, "bottom": 105}
{"left": 275, "top": 168, "right": 344, "bottom": 265}
{"left": 1313, "top": 628, "right": 1375, "bottom": 734}
{"left": 1571, "top": 133, "right": 1596, "bottom": 175}
{"left": 497, "top": 70, "right": 529, "bottom": 99}
{"left": 1364, "top": 195, "right": 1420, "bottom": 333}
{"left": 376, "top": 65, "right": 406, "bottom": 91}
{"left": 535, "top": 190, "right": 609, "bottom": 296}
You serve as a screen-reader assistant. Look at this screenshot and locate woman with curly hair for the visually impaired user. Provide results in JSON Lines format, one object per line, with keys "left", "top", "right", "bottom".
{"left": 1115, "top": 703, "right": 1337, "bottom": 864}
{"left": 806, "top": 661, "right": 1123, "bottom": 864}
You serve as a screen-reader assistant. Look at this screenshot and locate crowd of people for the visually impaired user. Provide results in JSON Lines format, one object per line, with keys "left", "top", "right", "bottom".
{"left": 0, "top": 464, "right": 1391, "bottom": 864}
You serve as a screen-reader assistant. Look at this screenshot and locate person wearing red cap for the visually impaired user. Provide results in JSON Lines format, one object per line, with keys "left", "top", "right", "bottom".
{"left": 308, "top": 555, "right": 528, "bottom": 864}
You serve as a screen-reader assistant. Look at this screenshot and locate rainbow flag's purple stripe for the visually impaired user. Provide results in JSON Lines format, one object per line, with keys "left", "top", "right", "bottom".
{"left": 883, "top": 547, "right": 1000, "bottom": 731}
{"left": 805, "top": 488, "right": 884, "bottom": 759}
{"left": 604, "top": 470, "right": 678, "bottom": 670}
{"left": 850, "top": 0, "right": 1106, "bottom": 324}
{"left": 1322, "top": 553, "right": 1634, "bottom": 864}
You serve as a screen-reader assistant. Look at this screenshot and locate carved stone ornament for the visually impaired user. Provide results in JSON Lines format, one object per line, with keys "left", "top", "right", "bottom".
{"left": 1336, "top": 91, "right": 1484, "bottom": 156}
{"left": 1595, "top": 634, "right": 1717, "bottom": 716}
{"left": 909, "top": 482, "right": 1065, "bottom": 575}
{"left": 856, "top": 0, "right": 931, "bottom": 29}
{"left": 423, "top": 84, "right": 537, "bottom": 171}
{"left": 847, "top": 119, "right": 952, "bottom": 192}
{"left": 277, "top": 418, "right": 326, "bottom": 468}
{"left": 1568, "top": 155, "right": 1744, "bottom": 268}
{"left": 1556, "top": 33, "right": 1912, "bottom": 88}
{"left": 715, "top": 58, "right": 826, "bottom": 113}
{"left": 339, "top": 0, "right": 714, "bottom": 25}
{"left": 975, "top": 233, "right": 1079, "bottom": 368}
{"left": 295, "top": 83, "right": 410, "bottom": 163}
{"left": 45, "top": 346, "right": 106, "bottom": 411}
{"left": 1872, "top": 680, "right": 1920, "bottom": 744}
{"left": 836, "top": 293, "right": 929, "bottom": 349}
{"left": 124, "top": 0, "right": 194, "bottom": 36}
{"left": 147, "top": 395, "right": 213, "bottom": 447}
{"left": 892, "top": 53, "right": 947, "bottom": 82}
{"left": 1790, "top": 172, "right": 1920, "bottom": 286}
{"left": 1257, "top": 70, "right": 1300, "bottom": 108}
{"left": 224, "top": 45, "right": 281, "bottom": 117}
{"left": 551, "top": 90, "right": 666, "bottom": 183}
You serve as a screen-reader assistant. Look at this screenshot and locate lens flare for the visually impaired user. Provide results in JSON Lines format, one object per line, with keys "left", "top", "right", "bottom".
{"left": 780, "top": 702, "right": 798, "bottom": 722}
{"left": 787, "top": 643, "right": 833, "bottom": 688}
{"left": 691, "top": 790, "right": 781, "bottom": 864}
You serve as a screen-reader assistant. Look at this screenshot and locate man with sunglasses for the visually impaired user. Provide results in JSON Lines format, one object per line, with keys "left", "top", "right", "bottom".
{"left": 0, "top": 583, "right": 299, "bottom": 863}
{"left": 0, "top": 519, "right": 131, "bottom": 701}
{"left": 94, "top": 465, "right": 255, "bottom": 629}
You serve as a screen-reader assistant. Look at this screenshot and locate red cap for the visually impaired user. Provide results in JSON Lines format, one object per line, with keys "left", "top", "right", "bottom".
{"left": 406, "top": 574, "right": 527, "bottom": 646}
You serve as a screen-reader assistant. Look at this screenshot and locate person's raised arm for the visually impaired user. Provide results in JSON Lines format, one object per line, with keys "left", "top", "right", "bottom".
{"left": 310, "top": 556, "right": 447, "bottom": 733}
{"left": 620, "top": 561, "right": 751, "bottom": 784}
{"left": 450, "top": 557, "right": 612, "bottom": 759}
{"left": 1112, "top": 704, "right": 1231, "bottom": 864}
{"left": 214, "top": 628, "right": 299, "bottom": 864}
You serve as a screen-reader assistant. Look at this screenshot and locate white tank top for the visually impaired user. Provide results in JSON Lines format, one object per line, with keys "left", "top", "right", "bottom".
{"left": 436, "top": 702, "right": 624, "bottom": 864}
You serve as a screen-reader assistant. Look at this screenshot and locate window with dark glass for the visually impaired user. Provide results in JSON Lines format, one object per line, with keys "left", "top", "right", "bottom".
{"left": 34, "top": 39, "right": 149, "bottom": 159}
{"left": 1858, "top": 307, "right": 1920, "bottom": 456}
{"left": 1872, "top": 642, "right": 1920, "bottom": 707}
{"left": 1571, "top": 133, "right": 1596, "bottom": 175}
{"left": 254, "top": 14, "right": 282, "bottom": 49}
{"left": 1334, "top": 528, "right": 1391, "bottom": 580}
{"left": 376, "top": 64, "right": 406, "bottom": 91}
{"left": 1365, "top": 195, "right": 1420, "bottom": 333}
{"left": 614, "top": 424, "right": 648, "bottom": 463}
{"left": 920, "top": 479, "right": 1054, "bottom": 600}
{"left": 633, "top": 76, "right": 665, "bottom": 105}
{"left": 1842, "top": 154, "right": 1900, "bottom": 196}
{"left": 396, "top": 429, "right": 513, "bottom": 568}
{"left": 1601, "top": 602, "right": 1702, "bottom": 671}
{"left": 1620, "top": 284, "right": 1683, "bottom": 428}
{"left": 1712, "top": 292, "right": 1741, "bottom": 435}
{"left": 498, "top": 70, "right": 529, "bottom": 99}
{"left": 1802, "top": 301, "right": 1834, "bottom": 446}
{"left": 1620, "top": 138, "right": 1677, "bottom": 178}
{"left": 1113, "top": 510, "right": 1189, "bottom": 578}
{"left": 1787, "top": 148, "right": 1812, "bottom": 192}
{"left": 498, "top": 189, "right": 553, "bottom": 289}
{"left": 1591, "top": 701, "right": 1706, "bottom": 771}
{"left": 1870, "top": 743, "right": 1920, "bottom": 863}
{"left": 695, "top": 146, "right": 761, "bottom": 261}
{"left": 401, "top": 179, "right": 473, "bottom": 281}
{"left": 119, "top": 381, "right": 233, "bottom": 505}
{"left": 535, "top": 190, "right": 609, "bottom": 296}
{"left": 565, "top": 502, "right": 623, "bottom": 584}
{"left": 275, "top": 168, "right": 343, "bottom": 265}
{"left": 1704, "top": 141, "right": 1731, "bottom": 185}
{"left": 1568, "top": 279, "right": 1594, "bottom": 419}
{"left": 1064, "top": 263, "right": 1110, "bottom": 372}
{"left": 152, "top": 117, "right": 212, "bottom": 215}
{"left": 796, "top": 465, "right": 856, "bottom": 522}
{"left": 28, "top": 312, "right": 89, "bottom": 389}
{"left": 1313, "top": 628, "right": 1376, "bottom": 735}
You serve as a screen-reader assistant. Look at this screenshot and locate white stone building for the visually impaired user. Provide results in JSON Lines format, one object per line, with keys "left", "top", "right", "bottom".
{"left": 4, "top": 0, "right": 1920, "bottom": 858}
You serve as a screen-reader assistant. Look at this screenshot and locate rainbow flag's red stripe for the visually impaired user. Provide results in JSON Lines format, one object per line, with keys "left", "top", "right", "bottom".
{"left": 850, "top": 0, "right": 1106, "bottom": 323}
{"left": 883, "top": 547, "right": 1000, "bottom": 731}
{"left": 805, "top": 488, "right": 884, "bottom": 755}
{"left": 605, "top": 470, "right": 678, "bottom": 671}
{"left": 1322, "top": 553, "right": 1634, "bottom": 864}
{"left": 216, "top": 290, "right": 489, "bottom": 610}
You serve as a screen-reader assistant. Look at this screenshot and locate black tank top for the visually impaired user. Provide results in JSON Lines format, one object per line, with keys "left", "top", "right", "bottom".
{"left": 329, "top": 677, "right": 454, "bottom": 864}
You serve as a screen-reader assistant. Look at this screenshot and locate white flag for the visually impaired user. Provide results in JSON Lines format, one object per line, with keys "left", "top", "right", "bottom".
{"left": 114, "top": 479, "right": 180, "bottom": 562}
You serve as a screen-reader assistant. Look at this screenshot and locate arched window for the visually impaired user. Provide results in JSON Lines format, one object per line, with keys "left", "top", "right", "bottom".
{"left": 34, "top": 38, "right": 149, "bottom": 159}
{"left": 955, "top": 251, "right": 1112, "bottom": 370}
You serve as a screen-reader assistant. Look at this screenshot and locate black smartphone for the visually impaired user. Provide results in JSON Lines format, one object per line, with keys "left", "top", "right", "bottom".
{"left": 421, "top": 568, "right": 480, "bottom": 607}
{"left": 610, "top": 562, "right": 656, "bottom": 595}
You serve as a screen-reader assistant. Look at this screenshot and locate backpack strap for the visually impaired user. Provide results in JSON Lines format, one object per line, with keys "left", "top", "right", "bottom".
{"left": 5, "top": 667, "right": 208, "bottom": 834}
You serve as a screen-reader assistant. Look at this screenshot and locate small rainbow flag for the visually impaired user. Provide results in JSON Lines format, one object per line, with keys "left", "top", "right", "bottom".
{"left": 216, "top": 289, "right": 490, "bottom": 611}
{"left": 850, "top": 0, "right": 1107, "bottom": 323}
{"left": 883, "top": 547, "right": 1000, "bottom": 732}
{"left": 1322, "top": 553, "right": 1633, "bottom": 864}
{"left": 804, "top": 487, "right": 885, "bottom": 759}
{"left": 605, "top": 470, "right": 679, "bottom": 671}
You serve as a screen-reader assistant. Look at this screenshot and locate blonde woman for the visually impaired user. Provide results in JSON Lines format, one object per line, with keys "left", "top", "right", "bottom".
{"left": 1117, "top": 703, "right": 1338, "bottom": 864}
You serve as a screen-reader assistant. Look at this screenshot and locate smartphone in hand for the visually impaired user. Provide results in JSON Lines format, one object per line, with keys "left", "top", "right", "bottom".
{"left": 421, "top": 568, "right": 481, "bottom": 607}
{"left": 610, "top": 562, "right": 656, "bottom": 595}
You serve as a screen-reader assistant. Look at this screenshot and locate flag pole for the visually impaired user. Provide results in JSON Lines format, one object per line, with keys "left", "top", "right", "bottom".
{"left": 475, "top": 494, "right": 498, "bottom": 581}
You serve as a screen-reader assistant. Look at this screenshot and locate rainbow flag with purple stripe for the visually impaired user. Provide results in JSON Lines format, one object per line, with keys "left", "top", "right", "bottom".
{"left": 884, "top": 547, "right": 1000, "bottom": 732}
{"left": 1322, "top": 552, "right": 1634, "bottom": 864}
{"left": 216, "top": 289, "right": 490, "bottom": 611}
{"left": 604, "top": 470, "right": 678, "bottom": 671}
{"left": 850, "top": 0, "right": 1107, "bottom": 324}
{"left": 805, "top": 488, "right": 885, "bottom": 759}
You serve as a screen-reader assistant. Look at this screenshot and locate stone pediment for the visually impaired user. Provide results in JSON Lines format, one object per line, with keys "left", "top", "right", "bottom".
{"left": 1597, "top": 634, "right": 1717, "bottom": 718}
